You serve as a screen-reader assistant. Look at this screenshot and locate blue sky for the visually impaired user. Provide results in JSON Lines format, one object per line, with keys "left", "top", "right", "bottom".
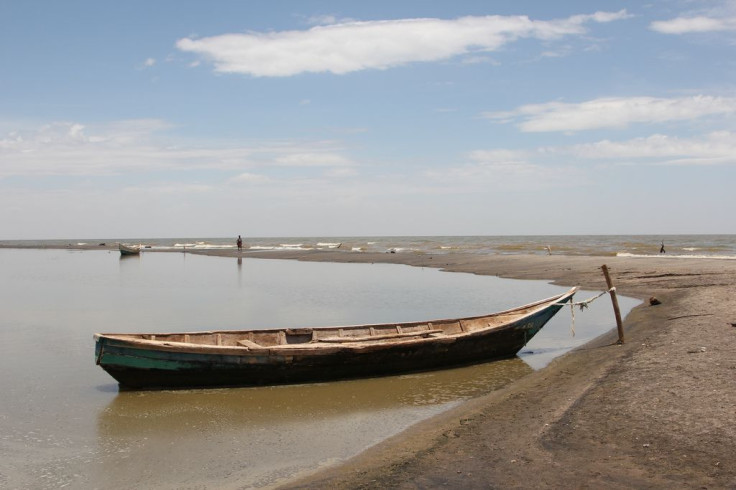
{"left": 2, "top": 0, "right": 735, "bottom": 239}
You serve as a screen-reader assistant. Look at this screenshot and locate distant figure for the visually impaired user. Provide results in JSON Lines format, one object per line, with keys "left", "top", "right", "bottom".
{"left": 237, "top": 235, "right": 243, "bottom": 251}
{"left": 660, "top": 241, "right": 665, "bottom": 254}
{"left": 545, "top": 245, "right": 552, "bottom": 255}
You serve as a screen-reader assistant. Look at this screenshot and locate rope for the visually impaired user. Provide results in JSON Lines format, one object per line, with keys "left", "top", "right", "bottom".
{"left": 555, "top": 287, "right": 615, "bottom": 337}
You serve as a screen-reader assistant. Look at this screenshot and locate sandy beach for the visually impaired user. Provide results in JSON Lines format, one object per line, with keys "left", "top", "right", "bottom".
{"left": 192, "top": 250, "right": 736, "bottom": 489}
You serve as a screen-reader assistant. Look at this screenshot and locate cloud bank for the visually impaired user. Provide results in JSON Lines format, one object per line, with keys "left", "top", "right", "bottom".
{"left": 651, "top": 16, "right": 736, "bottom": 34}
{"left": 176, "top": 11, "right": 630, "bottom": 77}
{"left": 650, "top": 0, "right": 736, "bottom": 34}
{"left": 0, "top": 120, "right": 354, "bottom": 178}
{"left": 483, "top": 95, "right": 736, "bottom": 132}
{"left": 569, "top": 131, "right": 736, "bottom": 166}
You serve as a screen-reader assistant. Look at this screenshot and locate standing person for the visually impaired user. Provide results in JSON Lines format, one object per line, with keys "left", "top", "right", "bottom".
{"left": 237, "top": 235, "right": 243, "bottom": 251}
{"left": 660, "top": 241, "right": 665, "bottom": 254}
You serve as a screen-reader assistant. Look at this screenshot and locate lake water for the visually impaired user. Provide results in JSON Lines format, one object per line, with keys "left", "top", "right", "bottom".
{"left": 0, "top": 249, "right": 637, "bottom": 489}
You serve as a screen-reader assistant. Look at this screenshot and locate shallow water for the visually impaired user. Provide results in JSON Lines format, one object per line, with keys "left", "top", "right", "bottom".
{"left": 0, "top": 249, "right": 637, "bottom": 488}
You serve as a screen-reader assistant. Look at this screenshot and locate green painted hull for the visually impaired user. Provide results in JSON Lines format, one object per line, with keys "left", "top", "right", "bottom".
{"left": 95, "top": 288, "right": 576, "bottom": 389}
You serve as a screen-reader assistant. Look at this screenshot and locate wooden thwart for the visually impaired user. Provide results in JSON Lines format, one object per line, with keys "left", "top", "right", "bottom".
{"left": 317, "top": 329, "right": 444, "bottom": 343}
{"left": 237, "top": 339, "right": 266, "bottom": 349}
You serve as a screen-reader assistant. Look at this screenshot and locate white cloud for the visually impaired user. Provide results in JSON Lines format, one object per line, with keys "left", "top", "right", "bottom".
{"left": 570, "top": 131, "right": 736, "bottom": 165}
{"left": 124, "top": 183, "right": 214, "bottom": 194}
{"left": 229, "top": 172, "right": 271, "bottom": 184}
{"left": 441, "top": 131, "right": 736, "bottom": 192}
{"left": 0, "top": 120, "right": 356, "bottom": 177}
{"left": 176, "top": 10, "right": 630, "bottom": 77}
{"left": 273, "top": 152, "right": 353, "bottom": 167}
{"left": 483, "top": 95, "right": 736, "bottom": 132}
{"left": 423, "top": 148, "right": 584, "bottom": 191}
{"left": 650, "top": 0, "right": 736, "bottom": 34}
{"left": 540, "top": 45, "right": 573, "bottom": 58}
{"left": 651, "top": 15, "right": 736, "bottom": 34}
{"left": 304, "top": 14, "right": 356, "bottom": 26}
{"left": 460, "top": 55, "right": 498, "bottom": 65}
{"left": 143, "top": 57, "right": 156, "bottom": 67}
{"left": 651, "top": 16, "right": 736, "bottom": 34}
{"left": 584, "top": 10, "right": 633, "bottom": 23}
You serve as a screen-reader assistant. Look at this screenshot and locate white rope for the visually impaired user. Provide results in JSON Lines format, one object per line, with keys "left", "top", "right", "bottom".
{"left": 555, "top": 287, "right": 615, "bottom": 337}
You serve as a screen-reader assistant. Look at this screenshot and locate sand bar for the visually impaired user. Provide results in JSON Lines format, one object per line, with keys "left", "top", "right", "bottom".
{"left": 192, "top": 249, "right": 736, "bottom": 489}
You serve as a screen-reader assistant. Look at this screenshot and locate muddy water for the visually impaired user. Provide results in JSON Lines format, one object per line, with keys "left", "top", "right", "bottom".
{"left": 0, "top": 249, "right": 637, "bottom": 489}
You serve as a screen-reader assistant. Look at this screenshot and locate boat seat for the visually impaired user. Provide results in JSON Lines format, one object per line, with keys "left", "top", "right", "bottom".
{"left": 316, "top": 329, "right": 444, "bottom": 343}
{"left": 237, "top": 339, "right": 266, "bottom": 349}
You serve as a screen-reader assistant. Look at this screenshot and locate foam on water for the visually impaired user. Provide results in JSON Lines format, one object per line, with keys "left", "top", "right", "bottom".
{"left": 616, "top": 252, "right": 736, "bottom": 260}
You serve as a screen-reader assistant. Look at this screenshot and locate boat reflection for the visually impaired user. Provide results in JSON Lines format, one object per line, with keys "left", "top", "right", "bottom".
{"left": 98, "top": 358, "right": 532, "bottom": 431}
{"left": 94, "top": 359, "right": 532, "bottom": 488}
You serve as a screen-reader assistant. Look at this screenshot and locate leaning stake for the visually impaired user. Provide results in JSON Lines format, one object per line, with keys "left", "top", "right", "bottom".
{"left": 601, "top": 264, "right": 624, "bottom": 344}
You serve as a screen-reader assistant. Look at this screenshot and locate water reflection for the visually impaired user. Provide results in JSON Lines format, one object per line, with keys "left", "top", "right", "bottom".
{"left": 0, "top": 249, "right": 637, "bottom": 489}
{"left": 99, "top": 358, "right": 532, "bottom": 428}
{"left": 118, "top": 252, "right": 141, "bottom": 275}
{"left": 95, "top": 359, "right": 532, "bottom": 488}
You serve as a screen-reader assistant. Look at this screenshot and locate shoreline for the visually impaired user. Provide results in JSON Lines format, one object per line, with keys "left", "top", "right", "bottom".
{"left": 3, "top": 246, "right": 734, "bottom": 487}
{"left": 217, "top": 250, "right": 735, "bottom": 489}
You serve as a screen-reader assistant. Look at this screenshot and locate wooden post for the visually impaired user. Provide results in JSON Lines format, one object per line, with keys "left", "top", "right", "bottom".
{"left": 601, "top": 264, "right": 624, "bottom": 344}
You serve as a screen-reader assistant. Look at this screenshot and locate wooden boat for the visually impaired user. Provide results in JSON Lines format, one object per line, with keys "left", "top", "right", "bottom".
{"left": 118, "top": 243, "right": 141, "bottom": 256}
{"left": 94, "top": 287, "right": 577, "bottom": 389}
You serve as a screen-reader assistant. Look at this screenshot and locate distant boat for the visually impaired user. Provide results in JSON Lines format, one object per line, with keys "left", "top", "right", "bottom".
{"left": 118, "top": 243, "right": 141, "bottom": 256}
{"left": 94, "top": 287, "right": 577, "bottom": 389}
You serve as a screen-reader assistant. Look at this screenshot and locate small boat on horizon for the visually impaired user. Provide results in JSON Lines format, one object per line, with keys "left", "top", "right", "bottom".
{"left": 95, "top": 287, "right": 577, "bottom": 390}
{"left": 118, "top": 243, "right": 141, "bottom": 256}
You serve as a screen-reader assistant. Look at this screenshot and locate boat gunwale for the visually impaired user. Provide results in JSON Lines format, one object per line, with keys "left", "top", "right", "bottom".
{"left": 94, "top": 287, "right": 577, "bottom": 354}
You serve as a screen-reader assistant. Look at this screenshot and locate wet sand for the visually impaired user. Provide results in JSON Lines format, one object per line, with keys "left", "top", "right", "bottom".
{"left": 202, "top": 250, "right": 736, "bottom": 489}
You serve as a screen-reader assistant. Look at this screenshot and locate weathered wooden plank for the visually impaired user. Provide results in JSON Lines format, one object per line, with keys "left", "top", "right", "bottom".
{"left": 237, "top": 339, "right": 266, "bottom": 349}
{"left": 317, "top": 329, "right": 444, "bottom": 343}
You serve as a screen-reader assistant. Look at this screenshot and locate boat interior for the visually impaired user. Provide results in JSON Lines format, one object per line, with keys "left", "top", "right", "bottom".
{"left": 105, "top": 301, "right": 550, "bottom": 349}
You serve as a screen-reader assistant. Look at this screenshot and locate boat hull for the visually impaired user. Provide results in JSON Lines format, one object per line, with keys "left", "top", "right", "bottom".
{"left": 95, "top": 289, "right": 574, "bottom": 389}
{"left": 118, "top": 244, "right": 141, "bottom": 256}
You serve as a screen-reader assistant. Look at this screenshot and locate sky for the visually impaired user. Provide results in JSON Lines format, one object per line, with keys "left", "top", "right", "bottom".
{"left": 1, "top": 0, "right": 735, "bottom": 239}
